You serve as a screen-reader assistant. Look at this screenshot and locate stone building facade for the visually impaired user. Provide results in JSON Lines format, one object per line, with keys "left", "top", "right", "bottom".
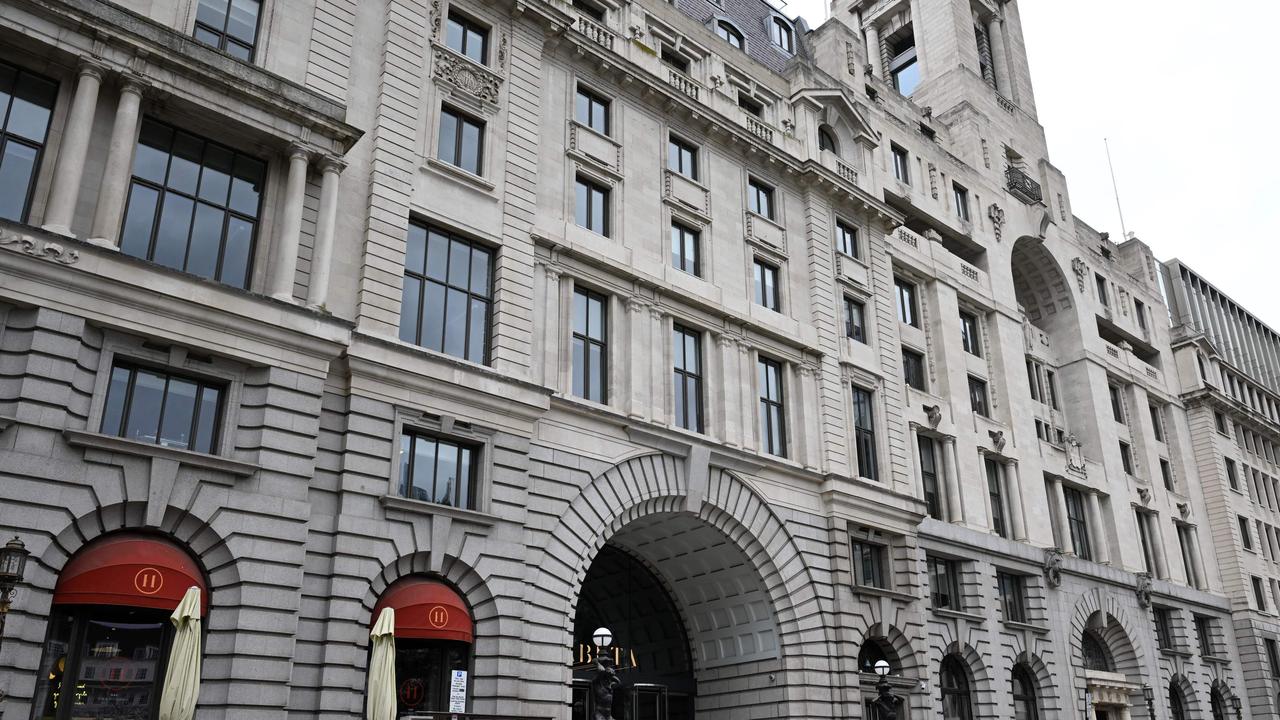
{"left": 0, "top": 0, "right": 1272, "bottom": 718}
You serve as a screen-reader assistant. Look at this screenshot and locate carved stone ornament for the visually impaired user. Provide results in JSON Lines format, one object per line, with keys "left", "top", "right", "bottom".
{"left": 924, "top": 404, "right": 942, "bottom": 428}
{"left": 1137, "top": 487, "right": 1150, "bottom": 503}
{"left": 988, "top": 429, "right": 1006, "bottom": 452}
{"left": 1178, "top": 502, "right": 1190, "bottom": 517}
{"left": 987, "top": 203, "right": 1005, "bottom": 241}
{"left": 429, "top": 0, "right": 442, "bottom": 40}
{"left": 1043, "top": 548, "right": 1064, "bottom": 588}
{"left": 1065, "top": 434, "right": 1086, "bottom": 475}
{"left": 1071, "top": 257, "right": 1087, "bottom": 293}
{"left": 0, "top": 226, "right": 81, "bottom": 265}
{"left": 432, "top": 45, "right": 503, "bottom": 104}
{"left": 1135, "top": 572, "right": 1153, "bottom": 608}
{"left": 498, "top": 33, "right": 508, "bottom": 69}
{"left": 928, "top": 162, "right": 938, "bottom": 199}
{"left": 781, "top": 118, "right": 796, "bottom": 136}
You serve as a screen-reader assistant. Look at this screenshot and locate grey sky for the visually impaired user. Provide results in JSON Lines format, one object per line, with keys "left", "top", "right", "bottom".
{"left": 786, "top": 0, "right": 1279, "bottom": 327}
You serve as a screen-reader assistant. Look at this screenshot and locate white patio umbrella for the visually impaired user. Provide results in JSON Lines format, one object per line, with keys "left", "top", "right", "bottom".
{"left": 158, "top": 586, "right": 203, "bottom": 720}
{"left": 367, "top": 607, "right": 397, "bottom": 720}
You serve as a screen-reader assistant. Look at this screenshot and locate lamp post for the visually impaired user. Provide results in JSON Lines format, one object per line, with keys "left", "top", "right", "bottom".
{"left": 589, "top": 627, "right": 619, "bottom": 720}
{"left": 1231, "top": 694, "right": 1243, "bottom": 720}
{"left": 872, "top": 659, "right": 902, "bottom": 720}
{"left": 1142, "top": 684, "right": 1155, "bottom": 720}
{"left": 0, "top": 536, "right": 29, "bottom": 650}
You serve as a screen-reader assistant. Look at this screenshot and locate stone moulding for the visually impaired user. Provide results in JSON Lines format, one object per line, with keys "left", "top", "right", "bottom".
{"left": 0, "top": 225, "right": 80, "bottom": 265}
{"left": 432, "top": 44, "right": 503, "bottom": 105}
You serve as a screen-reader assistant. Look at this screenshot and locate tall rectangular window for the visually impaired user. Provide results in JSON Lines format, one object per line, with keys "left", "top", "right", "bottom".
{"left": 753, "top": 259, "right": 781, "bottom": 312}
{"left": 844, "top": 297, "right": 866, "bottom": 343}
{"left": 575, "top": 85, "right": 610, "bottom": 135}
{"left": 748, "top": 178, "right": 774, "bottom": 219}
{"left": 1266, "top": 638, "right": 1280, "bottom": 678}
{"left": 1135, "top": 298, "right": 1148, "bottom": 331}
{"left": 398, "top": 222, "right": 493, "bottom": 364}
{"left": 836, "top": 220, "right": 860, "bottom": 258}
{"left": 1136, "top": 510, "right": 1155, "bottom": 574}
{"left": 902, "top": 349, "right": 926, "bottom": 391}
{"left": 1109, "top": 385, "right": 1125, "bottom": 423}
{"left": 1119, "top": 441, "right": 1134, "bottom": 475}
{"left": 997, "top": 572, "right": 1026, "bottom": 623}
{"left": 850, "top": 540, "right": 887, "bottom": 589}
{"left": 1177, "top": 524, "right": 1200, "bottom": 587}
{"left": 120, "top": 118, "right": 265, "bottom": 289}
{"left": 888, "top": 33, "right": 919, "bottom": 95}
{"left": 673, "top": 325, "right": 704, "bottom": 433}
{"left": 1095, "top": 273, "right": 1109, "bottom": 306}
{"left": 952, "top": 182, "right": 970, "bottom": 222}
{"left": 1160, "top": 459, "right": 1174, "bottom": 491}
{"left": 1045, "top": 370, "right": 1059, "bottom": 409}
{"left": 919, "top": 435, "right": 941, "bottom": 519}
{"left": 969, "top": 376, "right": 990, "bottom": 417}
{"left": 0, "top": 62, "right": 57, "bottom": 223}
{"left": 1255, "top": 577, "right": 1269, "bottom": 612}
{"left": 894, "top": 277, "right": 918, "bottom": 327}
{"left": 758, "top": 357, "right": 786, "bottom": 457}
{"left": 891, "top": 144, "right": 910, "bottom": 184}
{"left": 1240, "top": 515, "right": 1254, "bottom": 551}
{"left": 438, "top": 106, "right": 484, "bottom": 175}
{"left": 1149, "top": 404, "right": 1165, "bottom": 442}
{"left": 571, "top": 288, "right": 608, "bottom": 403}
{"left": 1153, "top": 607, "right": 1174, "bottom": 650}
{"left": 959, "top": 312, "right": 981, "bottom": 357}
{"left": 100, "top": 364, "right": 223, "bottom": 454}
{"left": 445, "top": 12, "right": 488, "bottom": 64}
{"left": 194, "top": 0, "right": 262, "bottom": 61}
{"left": 1063, "top": 486, "right": 1092, "bottom": 560}
{"left": 399, "top": 430, "right": 477, "bottom": 509}
{"left": 1227, "top": 458, "right": 1239, "bottom": 491}
{"left": 986, "top": 458, "right": 1006, "bottom": 537}
{"left": 1194, "top": 615, "right": 1215, "bottom": 655}
{"left": 1215, "top": 411, "right": 1227, "bottom": 434}
{"left": 671, "top": 222, "right": 700, "bottom": 276}
{"left": 853, "top": 386, "right": 878, "bottom": 481}
{"left": 574, "top": 176, "right": 610, "bottom": 236}
{"left": 668, "top": 136, "right": 698, "bottom": 180}
{"left": 928, "top": 556, "right": 961, "bottom": 610}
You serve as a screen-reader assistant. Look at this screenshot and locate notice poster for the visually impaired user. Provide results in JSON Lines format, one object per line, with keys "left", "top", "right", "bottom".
{"left": 449, "top": 669, "right": 468, "bottom": 713}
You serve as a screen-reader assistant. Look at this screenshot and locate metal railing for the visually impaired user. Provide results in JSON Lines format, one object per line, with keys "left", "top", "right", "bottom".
{"left": 1005, "top": 165, "right": 1043, "bottom": 204}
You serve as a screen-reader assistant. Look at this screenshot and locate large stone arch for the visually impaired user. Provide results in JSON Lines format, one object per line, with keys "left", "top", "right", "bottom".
{"left": 1010, "top": 235, "right": 1083, "bottom": 343}
{"left": 1013, "top": 650, "right": 1060, "bottom": 720}
{"left": 1068, "top": 589, "right": 1144, "bottom": 676}
{"left": 854, "top": 622, "right": 924, "bottom": 678}
{"left": 1169, "top": 673, "right": 1200, "bottom": 718}
{"left": 530, "top": 451, "right": 832, "bottom": 715}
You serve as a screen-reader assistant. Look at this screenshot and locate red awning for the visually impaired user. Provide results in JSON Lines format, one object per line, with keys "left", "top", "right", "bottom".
{"left": 53, "top": 534, "right": 209, "bottom": 615}
{"left": 373, "top": 578, "right": 473, "bottom": 643}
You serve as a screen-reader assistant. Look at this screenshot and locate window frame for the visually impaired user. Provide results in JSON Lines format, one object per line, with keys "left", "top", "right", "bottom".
{"left": 671, "top": 221, "right": 701, "bottom": 277}
{"left": 715, "top": 20, "right": 745, "bottom": 50}
{"left": 894, "top": 276, "right": 919, "bottom": 327}
{"left": 390, "top": 407, "right": 497, "bottom": 516}
{"left": 574, "top": 174, "right": 611, "bottom": 236}
{"left": 1119, "top": 441, "right": 1134, "bottom": 475}
{"left": 850, "top": 538, "right": 888, "bottom": 590}
{"left": 98, "top": 361, "right": 227, "bottom": 455}
{"left": 672, "top": 324, "right": 705, "bottom": 434}
{"left": 997, "top": 571, "right": 1027, "bottom": 624}
{"left": 437, "top": 105, "right": 485, "bottom": 176}
{"left": 902, "top": 348, "right": 926, "bottom": 392}
{"left": 836, "top": 219, "right": 860, "bottom": 259}
{"left": 919, "top": 435, "right": 941, "bottom": 519}
{"left": 398, "top": 221, "right": 495, "bottom": 365}
{"left": 928, "top": 556, "right": 962, "bottom": 611}
{"left": 753, "top": 258, "right": 781, "bottom": 312}
{"left": 1153, "top": 607, "right": 1175, "bottom": 650}
{"left": 747, "top": 177, "right": 775, "bottom": 219}
{"left": 888, "top": 33, "right": 920, "bottom": 96}
{"left": 891, "top": 144, "right": 910, "bottom": 184}
{"left": 445, "top": 10, "right": 490, "bottom": 65}
{"left": 571, "top": 286, "right": 609, "bottom": 404}
{"left": 1063, "top": 486, "right": 1093, "bottom": 560}
{"left": 0, "top": 60, "right": 58, "bottom": 224}
{"left": 952, "top": 182, "right": 970, "bottom": 222}
{"left": 667, "top": 135, "right": 699, "bottom": 181}
{"left": 986, "top": 457, "right": 1006, "bottom": 537}
{"left": 575, "top": 84, "right": 611, "bottom": 136}
{"left": 193, "top": 0, "right": 263, "bottom": 61}
{"left": 852, "top": 385, "right": 878, "bottom": 482}
{"left": 844, "top": 296, "right": 866, "bottom": 343}
{"left": 1194, "top": 614, "right": 1215, "bottom": 655}
{"left": 769, "top": 17, "right": 794, "bottom": 53}
{"left": 969, "top": 376, "right": 990, "bottom": 417}
{"left": 959, "top": 311, "right": 981, "bottom": 356}
{"left": 397, "top": 428, "right": 482, "bottom": 510}
{"left": 758, "top": 355, "right": 787, "bottom": 458}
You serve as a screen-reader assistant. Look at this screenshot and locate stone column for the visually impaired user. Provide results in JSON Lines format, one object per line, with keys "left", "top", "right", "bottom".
{"left": 1086, "top": 491, "right": 1111, "bottom": 564}
{"left": 625, "top": 298, "right": 650, "bottom": 420}
{"left": 267, "top": 144, "right": 311, "bottom": 300}
{"left": 799, "top": 364, "right": 821, "bottom": 471}
{"left": 1189, "top": 530, "right": 1208, "bottom": 589}
{"left": 864, "top": 24, "right": 883, "bottom": 78}
{"left": 716, "top": 335, "right": 740, "bottom": 447}
{"left": 1146, "top": 513, "right": 1168, "bottom": 579}
{"left": 88, "top": 76, "right": 144, "bottom": 247}
{"left": 42, "top": 61, "right": 105, "bottom": 237}
{"left": 649, "top": 306, "right": 667, "bottom": 425}
{"left": 533, "top": 264, "right": 561, "bottom": 389}
{"left": 943, "top": 437, "right": 964, "bottom": 524}
{"left": 1005, "top": 460, "right": 1027, "bottom": 542}
{"left": 987, "top": 14, "right": 1012, "bottom": 95}
{"left": 1049, "top": 477, "right": 1072, "bottom": 553}
{"left": 306, "top": 156, "right": 345, "bottom": 309}
{"left": 740, "top": 344, "right": 756, "bottom": 452}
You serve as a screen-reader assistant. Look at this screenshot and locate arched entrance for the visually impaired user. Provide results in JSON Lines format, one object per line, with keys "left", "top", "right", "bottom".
{"left": 1010, "top": 236, "right": 1077, "bottom": 340}
{"left": 1078, "top": 610, "right": 1144, "bottom": 720}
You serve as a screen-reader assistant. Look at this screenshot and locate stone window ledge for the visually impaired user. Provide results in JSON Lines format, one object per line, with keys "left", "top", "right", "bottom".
{"left": 850, "top": 584, "right": 917, "bottom": 603}
{"left": 379, "top": 494, "right": 498, "bottom": 528}
{"left": 931, "top": 607, "right": 987, "bottom": 623}
{"left": 63, "top": 429, "right": 258, "bottom": 481}
{"left": 423, "top": 157, "right": 497, "bottom": 192}
{"left": 1001, "top": 620, "right": 1050, "bottom": 635}
{"left": 1159, "top": 648, "right": 1192, "bottom": 659}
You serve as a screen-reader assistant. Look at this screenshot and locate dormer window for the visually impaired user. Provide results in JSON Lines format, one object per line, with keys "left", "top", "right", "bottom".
{"left": 818, "top": 126, "right": 839, "bottom": 154}
{"left": 888, "top": 31, "right": 919, "bottom": 96}
{"left": 769, "top": 18, "right": 794, "bottom": 53}
{"left": 716, "top": 21, "right": 744, "bottom": 49}
{"left": 738, "top": 92, "right": 764, "bottom": 118}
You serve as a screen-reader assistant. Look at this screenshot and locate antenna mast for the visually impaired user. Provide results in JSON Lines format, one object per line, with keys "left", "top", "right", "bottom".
{"left": 1104, "top": 138, "right": 1129, "bottom": 240}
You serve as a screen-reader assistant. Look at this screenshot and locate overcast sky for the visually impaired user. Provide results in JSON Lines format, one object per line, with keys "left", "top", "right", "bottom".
{"left": 786, "top": 0, "right": 1280, "bottom": 328}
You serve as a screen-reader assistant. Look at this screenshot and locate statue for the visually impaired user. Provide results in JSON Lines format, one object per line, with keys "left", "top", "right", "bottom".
{"left": 1043, "top": 547, "right": 1064, "bottom": 588}
{"left": 872, "top": 674, "right": 904, "bottom": 720}
{"left": 1066, "top": 434, "right": 1087, "bottom": 475}
{"left": 590, "top": 656, "right": 620, "bottom": 720}
{"left": 1135, "top": 572, "right": 1153, "bottom": 608}
{"left": 924, "top": 404, "right": 942, "bottom": 428}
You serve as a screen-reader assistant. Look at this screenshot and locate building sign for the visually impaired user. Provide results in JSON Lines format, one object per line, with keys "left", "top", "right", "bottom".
{"left": 449, "top": 670, "right": 467, "bottom": 712}
{"left": 574, "top": 643, "right": 639, "bottom": 671}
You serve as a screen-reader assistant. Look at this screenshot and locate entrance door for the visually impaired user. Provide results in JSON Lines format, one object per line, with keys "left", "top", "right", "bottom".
{"left": 632, "top": 684, "right": 668, "bottom": 720}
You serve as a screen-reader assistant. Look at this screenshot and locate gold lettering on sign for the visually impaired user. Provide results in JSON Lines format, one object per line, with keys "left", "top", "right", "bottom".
{"left": 574, "top": 644, "right": 640, "bottom": 670}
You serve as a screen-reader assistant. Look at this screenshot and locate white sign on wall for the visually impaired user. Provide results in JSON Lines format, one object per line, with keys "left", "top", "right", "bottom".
{"left": 449, "top": 669, "right": 468, "bottom": 713}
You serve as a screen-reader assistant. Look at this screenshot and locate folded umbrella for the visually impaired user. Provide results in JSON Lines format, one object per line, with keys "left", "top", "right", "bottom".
{"left": 367, "top": 606, "right": 397, "bottom": 720}
{"left": 158, "top": 586, "right": 202, "bottom": 720}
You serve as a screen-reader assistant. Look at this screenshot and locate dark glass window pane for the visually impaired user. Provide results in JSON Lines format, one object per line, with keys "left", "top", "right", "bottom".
{"left": 194, "top": 26, "right": 222, "bottom": 47}
{"left": 426, "top": 229, "right": 450, "bottom": 281}
{"left": 158, "top": 378, "right": 198, "bottom": 449}
{"left": 406, "top": 224, "right": 427, "bottom": 276}
{"left": 198, "top": 144, "right": 234, "bottom": 204}
{"left": 436, "top": 442, "right": 458, "bottom": 505}
{"left": 153, "top": 193, "right": 195, "bottom": 270}
{"left": 460, "top": 116, "right": 482, "bottom": 173}
{"left": 220, "top": 216, "right": 254, "bottom": 288}
{"left": 119, "top": 183, "right": 160, "bottom": 258}
{"left": 100, "top": 366, "right": 133, "bottom": 436}
{"left": 228, "top": 156, "right": 264, "bottom": 216}
{"left": 448, "top": 238, "right": 471, "bottom": 287}
{"left": 444, "top": 288, "right": 468, "bottom": 357}
{"left": 421, "top": 281, "right": 446, "bottom": 350}
{"left": 456, "top": 447, "right": 473, "bottom": 508}
{"left": 0, "top": 141, "right": 38, "bottom": 221}
{"left": 192, "top": 385, "right": 221, "bottom": 453}
{"left": 467, "top": 298, "right": 487, "bottom": 363}
{"left": 399, "top": 276, "right": 423, "bottom": 343}
{"left": 123, "top": 370, "right": 166, "bottom": 444}
{"left": 469, "top": 247, "right": 490, "bottom": 295}
{"left": 133, "top": 121, "right": 173, "bottom": 184}
{"left": 197, "top": 0, "right": 230, "bottom": 28}
{"left": 438, "top": 110, "right": 458, "bottom": 165}
{"left": 167, "top": 133, "right": 204, "bottom": 195}
{"left": 8, "top": 73, "right": 57, "bottom": 143}
{"left": 410, "top": 435, "right": 437, "bottom": 502}
{"left": 186, "top": 203, "right": 226, "bottom": 280}
{"left": 572, "top": 337, "right": 586, "bottom": 397}
{"left": 227, "top": 0, "right": 260, "bottom": 43}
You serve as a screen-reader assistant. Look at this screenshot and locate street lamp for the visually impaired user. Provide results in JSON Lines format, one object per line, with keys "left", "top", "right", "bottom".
{"left": 589, "top": 627, "right": 619, "bottom": 720}
{"left": 1142, "top": 684, "right": 1155, "bottom": 720}
{"left": 872, "top": 659, "right": 901, "bottom": 720}
{"left": 1231, "top": 694, "right": 1243, "bottom": 720}
{"left": 0, "top": 536, "right": 29, "bottom": 649}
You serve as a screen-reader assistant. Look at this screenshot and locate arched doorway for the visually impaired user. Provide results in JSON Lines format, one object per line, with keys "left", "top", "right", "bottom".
{"left": 939, "top": 654, "right": 974, "bottom": 720}
{"left": 31, "top": 533, "right": 209, "bottom": 720}
{"left": 1078, "top": 610, "right": 1143, "bottom": 720}
{"left": 371, "top": 577, "right": 475, "bottom": 715}
{"left": 1011, "top": 663, "right": 1040, "bottom": 720}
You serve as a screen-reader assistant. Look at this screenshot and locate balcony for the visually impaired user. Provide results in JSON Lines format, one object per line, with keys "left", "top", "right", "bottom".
{"left": 1005, "top": 166, "right": 1043, "bottom": 205}
{"left": 743, "top": 112, "right": 775, "bottom": 143}
{"left": 574, "top": 15, "right": 615, "bottom": 51}
{"left": 667, "top": 69, "right": 699, "bottom": 101}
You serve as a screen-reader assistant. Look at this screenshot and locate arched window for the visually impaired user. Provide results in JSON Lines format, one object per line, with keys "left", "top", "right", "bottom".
{"left": 374, "top": 577, "right": 475, "bottom": 715}
{"left": 818, "top": 126, "right": 839, "bottom": 154}
{"left": 1168, "top": 682, "right": 1187, "bottom": 720}
{"left": 1210, "top": 687, "right": 1228, "bottom": 720}
{"left": 716, "top": 20, "right": 744, "bottom": 49}
{"left": 1081, "top": 630, "right": 1112, "bottom": 671}
{"left": 857, "top": 637, "right": 893, "bottom": 673}
{"left": 1011, "top": 664, "right": 1039, "bottom": 720}
{"left": 770, "top": 18, "right": 794, "bottom": 53}
{"left": 940, "top": 655, "right": 973, "bottom": 720}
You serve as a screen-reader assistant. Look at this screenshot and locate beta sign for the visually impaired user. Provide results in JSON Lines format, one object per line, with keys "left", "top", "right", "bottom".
{"left": 449, "top": 669, "right": 468, "bottom": 712}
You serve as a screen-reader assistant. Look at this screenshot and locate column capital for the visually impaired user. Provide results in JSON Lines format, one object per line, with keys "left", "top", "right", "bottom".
{"left": 625, "top": 296, "right": 648, "bottom": 313}
{"left": 538, "top": 262, "right": 563, "bottom": 282}
{"left": 716, "top": 334, "right": 738, "bottom": 349}
{"left": 286, "top": 142, "right": 313, "bottom": 162}
{"left": 117, "top": 73, "right": 148, "bottom": 96}
{"left": 647, "top": 305, "right": 665, "bottom": 321}
{"left": 318, "top": 154, "right": 347, "bottom": 174}
{"left": 76, "top": 58, "right": 109, "bottom": 80}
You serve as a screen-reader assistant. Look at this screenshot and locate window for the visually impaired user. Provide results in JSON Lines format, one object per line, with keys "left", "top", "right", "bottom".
{"left": 969, "top": 376, "right": 990, "bottom": 417}
{"left": 1153, "top": 607, "right": 1174, "bottom": 650}
{"left": 1119, "top": 441, "right": 1134, "bottom": 475}
{"left": 1011, "top": 664, "right": 1039, "bottom": 720}
{"left": 571, "top": 288, "right": 608, "bottom": 403}
{"left": 902, "top": 349, "right": 926, "bottom": 391}
{"left": 716, "top": 20, "right": 744, "bottom": 49}
{"left": 753, "top": 259, "right": 780, "bottom": 312}
{"left": 959, "top": 312, "right": 981, "bottom": 356}
{"left": 120, "top": 118, "right": 265, "bottom": 288}
{"left": 574, "top": 85, "right": 610, "bottom": 135}
{"left": 928, "top": 557, "right": 961, "bottom": 610}
{"left": 952, "top": 183, "right": 970, "bottom": 222}
{"left": 1135, "top": 510, "right": 1155, "bottom": 574}
{"left": 398, "top": 222, "right": 493, "bottom": 364}
{"left": 997, "top": 572, "right": 1026, "bottom": 623}
{"left": 1135, "top": 298, "right": 1148, "bottom": 331}
{"left": 1149, "top": 404, "right": 1165, "bottom": 442}
{"left": 818, "top": 126, "right": 838, "bottom": 154}
{"left": 852, "top": 386, "right": 878, "bottom": 481}
{"left": 1211, "top": 687, "right": 1228, "bottom": 720}
{"left": 1194, "top": 615, "right": 1215, "bottom": 655}
{"left": 1045, "top": 370, "right": 1059, "bottom": 409}
{"left": 1227, "top": 458, "right": 1239, "bottom": 490}
{"left": 888, "top": 32, "right": 920, "bottom": 95}
{"left": 769, "top": 18, "right": 794, "bottom": 52}
{"left": 0, "top": 62, "right": 57, "bottom": 223}
{"left": 1266, "top": 638, "right": 1280, "bottom": 677}
{"left": 1215, "top": 411, "right": 1227, "bottom": 434}
{"left": 894, "top": 277, "right": 918, "bottom": 326}
{"left": 891, "top": 144, "right": 910, "bottom": 184}
{"left": 1063, "top": 486, "right": 1092, "bottom": 560}
{"left": 438, "top": 106, "right": 484, "bottom": 175}
{"left": 1095, "top": 273, "right": 1109, "bottom": 306}
{"left": 836, "top": 220, "right": 859, "bottom": 258}
{"left": 399, "top": 430, "right": 477, "bottom": 509}
{"left": 1241, "top": 515, "right": 1254, "bottom": 551}
{"left": 758, "top": 357, "right": 786, "bottom": 457}
{"left": 1177, "top": 524, "right": 1200, "bottom": 587}
{"left": 1082, "top": 630, "right": 1111, "bottom": 671}
{"left": 661, "top": 47, "right": 690, "bottom": 74}
{"left": 851, "top": 539, "right": 887, "bottom": 589}
{"left": 100, "top": 364, "right": 223, "bottom": 454}
{"left": 940, "top": 655, "right": 973, "bottom": 720}
{"left": 572, "top": 0, "right": 605, "bottom": 21}
{"left": 747, "top": 177, "right": 774, "bottom": 219}
{"left": 1168, "top": 684, "right": 1187, "bottom": 720}
{"left": 672, "top": 325, "right": 704, "bottom": 433}
{"left": 194, "top": 0, "right": 262, "bottom": 60}
{"left": 919, "top": 435, "right": 941, "bottom": 519}
{"left": 574, "top": 176, "right": 610, "bottom": 235}
{"left": 668, "top": 136, "right": 698, "bottom": 180}
{"left": 1109, "top": 385, "right": 1125, "bottom": 423}
{"left": 844, "top": 297, "right": 866, "bottom": 343}
{"left": 445, "top": 12, "right": 488, "bottom": 64}
{"left": 986, "top": 458, "right": 1006, "bottom": 537}
{"left": 671, "top": 222, "right": 700, "bottom": 276}
{"left": 1160, "top": 459, "right": 1174, "bottom": 491}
